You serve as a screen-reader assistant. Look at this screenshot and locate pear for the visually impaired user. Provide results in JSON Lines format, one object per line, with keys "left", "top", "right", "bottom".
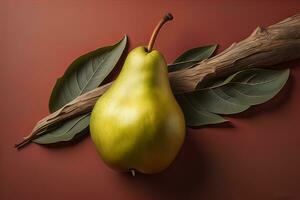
{"left": 90, "top": 13, "right": 185, "bottom": 175}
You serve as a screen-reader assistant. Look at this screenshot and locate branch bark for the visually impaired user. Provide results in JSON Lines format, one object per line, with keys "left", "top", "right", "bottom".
{"left": 16, "top": 13, "right": 300, "bottom": 148}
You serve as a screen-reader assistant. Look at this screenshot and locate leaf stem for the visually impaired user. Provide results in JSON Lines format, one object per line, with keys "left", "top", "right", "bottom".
{"left": 147, "top": 13, "right": 173, "bottom": 52}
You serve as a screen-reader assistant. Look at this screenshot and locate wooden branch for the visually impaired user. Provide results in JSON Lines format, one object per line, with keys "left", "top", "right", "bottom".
{"left": 16, "top": 13, "right": 300, "bottom": 148}
{"left": 170, "top": 14, "right": 300, "bottom": 92}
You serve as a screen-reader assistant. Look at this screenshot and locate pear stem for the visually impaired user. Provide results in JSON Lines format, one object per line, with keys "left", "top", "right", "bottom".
{"left": 147, "top": 13, "right": 173, "bottom": 52}
{"left": 130, "top": 169, "right": 136, "bottom": 177}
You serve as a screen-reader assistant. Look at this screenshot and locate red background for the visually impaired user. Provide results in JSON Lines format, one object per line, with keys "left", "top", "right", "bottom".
{"left": 1, "top": 1, "right": 300, "bottom": 200}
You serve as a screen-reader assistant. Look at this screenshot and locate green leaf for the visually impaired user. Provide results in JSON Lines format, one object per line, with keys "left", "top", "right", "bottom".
{"left": 168, "top": 44, "right": 217, "bottom": 72}
{"left": 35, "top": 36, "right": 127, "bottom": 144}
{"left": 33, "top": 114, "right": 90, "bottom": 144}
{"left": 176, "top": 95, "right": 228, "bottom": 126}
{"left": 49, "top": 36, "right": 127, "bottom": 113}
{"left": 177, "top": 68, "right": 289, "bottom": 126}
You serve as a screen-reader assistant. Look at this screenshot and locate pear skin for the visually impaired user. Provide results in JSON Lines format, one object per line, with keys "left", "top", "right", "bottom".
{"left": 90, "top": 47, "right": 185, "bottom": 174}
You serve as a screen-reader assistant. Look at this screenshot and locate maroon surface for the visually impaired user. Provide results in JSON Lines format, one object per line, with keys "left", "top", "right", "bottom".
{"left": 1, "top": 1, "right": 300, "bottom": 200}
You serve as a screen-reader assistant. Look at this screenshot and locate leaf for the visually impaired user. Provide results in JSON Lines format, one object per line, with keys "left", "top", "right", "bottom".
{"left": 177, "top": 68, "right": 289, "bottom": 126}
{"left": 34, "top": 36, "right": 127, "bottom": 144}
{"left": 33, "top": 114, "right": 90, "bottom": 144}
{"left": 168, "top": 44, "right": 217, "bottom": 72}
{"left": 176, "top": 95, "right": 228, "bottom": 126}
{"left": 49, "top": 35, "right": 127, "bottom": 113}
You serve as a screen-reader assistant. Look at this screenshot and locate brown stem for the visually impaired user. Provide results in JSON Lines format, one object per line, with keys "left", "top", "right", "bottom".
{"left": 130, "top": 169, "right": 136, "bottom": 177}
{"left": 15, "top": 139, "right": 31, "bottom": 149}
{"left": 15, "top": 13, "right": 300, "bottom": 149}
{"left": 15, "top": 133, "right": 40, "bottom": 149}
{"left": 147, "top": 13, "right": 173, "bottom": 52}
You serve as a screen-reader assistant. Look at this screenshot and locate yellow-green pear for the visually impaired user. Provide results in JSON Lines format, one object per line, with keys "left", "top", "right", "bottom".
{"left": 90, "top": 13, "right": 185, "bottom": 174}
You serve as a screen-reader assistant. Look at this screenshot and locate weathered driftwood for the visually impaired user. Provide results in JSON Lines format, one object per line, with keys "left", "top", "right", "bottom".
{"left": 16, "top": 13, "right": 300, "bottom": 148}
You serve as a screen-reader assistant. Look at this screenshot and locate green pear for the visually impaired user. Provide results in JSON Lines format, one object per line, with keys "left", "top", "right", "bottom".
{"left": 90, "top": 13, "right": 185, "bottom": 174}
